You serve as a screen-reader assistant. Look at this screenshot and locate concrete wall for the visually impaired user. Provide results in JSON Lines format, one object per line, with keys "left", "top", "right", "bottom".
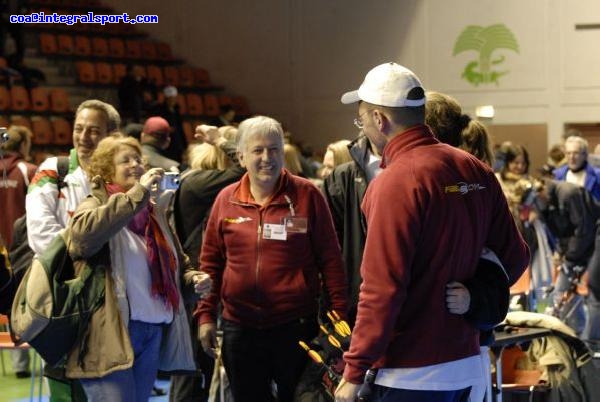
{"left": 103, "top": 0, "right": 600, "bottom": 154}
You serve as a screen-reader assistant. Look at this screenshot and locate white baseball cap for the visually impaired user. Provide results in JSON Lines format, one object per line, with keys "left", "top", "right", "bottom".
{"left": 163, "top": 85, "right": 178, "bottom": 97}
{"left": 341, "top": 62, "right": 425, "bottom": 107}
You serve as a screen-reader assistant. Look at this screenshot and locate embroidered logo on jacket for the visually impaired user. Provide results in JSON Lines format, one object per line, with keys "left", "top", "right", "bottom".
{"left": 444, "top": 182, "right": 486, "bottom": 195}
{"left": 223, "top": 217, "right": 253, "bottom": 224}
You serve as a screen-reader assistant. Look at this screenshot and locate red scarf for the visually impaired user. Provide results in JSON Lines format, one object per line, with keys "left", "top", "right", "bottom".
{"left": 106, "top": 183, "right": 179, "bottom": 311}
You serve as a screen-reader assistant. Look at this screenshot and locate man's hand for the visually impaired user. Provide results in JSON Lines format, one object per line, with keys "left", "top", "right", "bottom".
{"left": 194, "top": 125, "right": 222, "bottom": 145}
{"left": 192, "top": 272, "right": 212, "bottom": 297}
{"left": 335, "top": 378, "right": 361, "bottom": 402}
{"left": 199, "top": 322, "right": 217, "bottom": 358}
{"left": 446, "top": 281, "right": 470, "bottom": 314}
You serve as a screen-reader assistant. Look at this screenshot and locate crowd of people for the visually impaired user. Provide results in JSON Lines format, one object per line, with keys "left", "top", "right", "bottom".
{"left": 1, "top": 61, "right": 600, "bottom": 402}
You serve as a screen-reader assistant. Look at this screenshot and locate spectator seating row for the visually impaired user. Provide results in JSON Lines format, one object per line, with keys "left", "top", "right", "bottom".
{"left": 0, "top": 114, "right": 72, "bottom": 146}
{"left": 0, "top": 86, "right": 70, "bottom": 113}
{"left": 40, "top": 33, "right": 173, "bottom": 61}
{"left": 74, "top": 61, "right": 211, "bottom": 88}
{"left": 150, "top": 92, "right": 249, "bottom": 118}
{"left": 0, "top": 83, "right": 247, "bottom": 118}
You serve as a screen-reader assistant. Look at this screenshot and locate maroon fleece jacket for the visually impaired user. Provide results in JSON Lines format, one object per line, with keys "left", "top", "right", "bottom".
{"left": 343, "top": 125, "right": 529, "bottom": 383}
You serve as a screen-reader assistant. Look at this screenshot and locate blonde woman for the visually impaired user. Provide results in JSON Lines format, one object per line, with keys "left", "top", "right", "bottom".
{"left": 320, "top": 139, "right": 353, "bottom": 179}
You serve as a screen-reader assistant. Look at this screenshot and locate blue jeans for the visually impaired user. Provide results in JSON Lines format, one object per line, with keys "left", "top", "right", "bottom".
{"left": 80, "top": 320, "right": 163, "bottom": 402}
{"left": 372, "top": 385, "right": 471, "bottom": 402}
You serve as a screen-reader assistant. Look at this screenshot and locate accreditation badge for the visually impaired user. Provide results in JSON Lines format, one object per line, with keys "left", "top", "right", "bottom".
{"left": 283, "top": 216, "right": 308, "bottom": 233}
{"left": 262, "top": 223, "right": 287, "bottom": 240}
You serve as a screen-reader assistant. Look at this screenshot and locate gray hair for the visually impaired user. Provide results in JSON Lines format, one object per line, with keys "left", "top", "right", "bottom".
{"left": 75, "top": 99, "right": 121, "bottom": 133}
{"left": 237, "top": 116, "right": 284, "bottom": 152}
{"left": 565, "top": 135, "right": 589, "bottom": 155}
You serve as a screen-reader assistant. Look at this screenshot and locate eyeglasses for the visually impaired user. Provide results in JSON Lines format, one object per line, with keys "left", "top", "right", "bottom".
{"left": 353, "top": 110, "right": 369, "bottom": 130}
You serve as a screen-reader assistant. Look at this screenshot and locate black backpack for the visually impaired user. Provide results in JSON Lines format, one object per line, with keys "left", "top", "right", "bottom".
{"left": 7, "top": 156, "right": 69, "bottom": 303}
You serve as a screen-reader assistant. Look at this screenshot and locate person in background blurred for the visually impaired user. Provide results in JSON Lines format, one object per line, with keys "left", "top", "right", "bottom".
{"left": 154, "top": 85, "right": 187, "bottom": 164}
{"left": 140, "top": 116, "right": 180, "bottom": 172}
{"left": 319, "top": 139, "right": 353, "bottom": 180}
{"left": 322, "top": 133, "right": 381, "bottom": 326}
{"left": 535, "top": 179, "right": 597, "bottom": 336}
{"left": 0, "top": 125, "right": 36, "bottom": 379}
{"left": 209, "top": 104, "right": 236, "bottom": 127}
{"left": 169, "top": 125, "right": 245, "bottom": 402}
{"left": 495, "top": 142, "right": 532, "bottom": 215}
{"left": 555, "top": 135, "right": 600, "bottom": 201}
{"left": 0, "top": 125, "right": 35, "bottom": 249}
{"left": 218, "top": 125, "right": 239, "bottom": 142}
{"left": 283, "top": 143, "right": 304, "bottom": 176}
{"left": 459, "top": 119, "right": 494, "bottom": 167}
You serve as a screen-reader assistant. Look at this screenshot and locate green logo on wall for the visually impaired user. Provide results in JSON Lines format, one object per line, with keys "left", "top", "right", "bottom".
{"left": 453, "top": 23, "right": 519, "bottom": 86}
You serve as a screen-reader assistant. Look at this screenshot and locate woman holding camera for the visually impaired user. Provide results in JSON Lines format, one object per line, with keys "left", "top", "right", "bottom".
{"left": 66, "top": 135, "right": 211, "bottom": 402}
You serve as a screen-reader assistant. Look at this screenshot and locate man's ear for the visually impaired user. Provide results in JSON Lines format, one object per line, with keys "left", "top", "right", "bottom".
{"left": 372, "top": 109, "right": 389, "bottom": 132}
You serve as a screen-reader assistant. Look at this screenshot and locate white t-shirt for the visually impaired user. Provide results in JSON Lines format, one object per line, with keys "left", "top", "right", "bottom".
{"left": 111, "top": 227, "right": 174, "bottom": 324}
{"left": 375, "top": 353, "right": 487, "bottom": 399}
{"left": 566, "top": 169, "right": 586, "bottom": 188}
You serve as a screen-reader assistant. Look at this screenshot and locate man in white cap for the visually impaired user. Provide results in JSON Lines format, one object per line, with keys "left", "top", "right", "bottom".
{"left": 334, "top": 63, "right": 530, "bottom": 402}
{"left": 155, "top": 85, "right": 187, "bottom": 164}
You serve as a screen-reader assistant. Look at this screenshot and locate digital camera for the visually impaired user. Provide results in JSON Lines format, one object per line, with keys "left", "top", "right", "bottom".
{"left": 160, "top": 172, "right": 180, "bottom": 190}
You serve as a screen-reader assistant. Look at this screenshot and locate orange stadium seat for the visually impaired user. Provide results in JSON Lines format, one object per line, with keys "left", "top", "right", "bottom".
{"left": 140, "top": 41, "right": 157, "bottom": 60}
{"left": 146, "top": 65, "right": 164, "bottom": 87}
{"left": 182, "top": 121, "right": 194, "bottom": 143}
{"left": 49, "top": 88, "right": 70, "bottom": 113}
{"left": 0, "top": 87, "right": 10, "bottom": 111}
{"left": 125, "top": 40, "right": 141, "bottom": 59}
{"left": 219, "top": 95, "right": 232, "bottom": 108}
{"left": 95, "top": 62, "right": 113, "bottom": 84}
{"left": 163, "top": 66, "right": 180, "bottom": 86}
{"left": 0, "top": 115, "right": 9, "bottom": 128}
{"left": 156, "top": 42, "right": 173, "bottom": 60}
{"left": 10, "top": 86, "right": 30, "bottom": 111}
{"left": 108, "top": 38, "right": 126, "bottom": 59}
{"left": 10, "top": 116, "right": 31, "bottom": 130}
{"left": 51, "top": 117, "right": 72, "bottom": 145}
{"left": 178, "top": 66, "right": 194, "bottom": 87}
{"left": 203, "top": 94, "right": 220, "bottom": 116}
{"left": 39, "top": 33, "right": 58, "bottom": 55}
{"left": 57, "top": 34, "right": 74, "bottom": 55}
{"left": 31, "top": 116, "right": 54, "bottom": 145}
{"left": 193, "top": 68, "right": 211, "bottom": 87}
{"left": 74, "top": 35, "right": 91, "bottom": 56}
{"left": 91, "top": 37, "right": 109, "bottom": 58}
{"left": 113, "top": 63, "right": 127, "bottom": 84}
{"left": 185, "top": 93, "right": 204, "bottom": 116}
{"left": 176, "top": 95, "right": 187, "bottom": 115}
{"left": 136, "top": 65, "right": 147, "bottom": 79}
{"left": 76, "top": 61, "right": 97, "bottom": 84}
{"left": 30, "top": 87, "right": 49, "bottom": 112}
{"left": 232, "top": 96, "right": 250, "bottom": 115}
